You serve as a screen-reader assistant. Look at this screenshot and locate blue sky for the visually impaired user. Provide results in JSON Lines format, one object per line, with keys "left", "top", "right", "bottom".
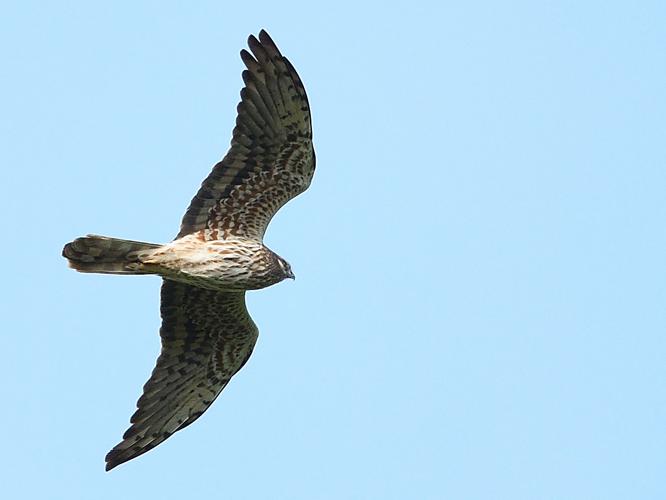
{"left": 2, "top": 1, "right": 665, "bottom": 498}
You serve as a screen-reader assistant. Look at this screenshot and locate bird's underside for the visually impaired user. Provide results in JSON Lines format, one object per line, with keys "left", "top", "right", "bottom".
{"left": 62, "top": 30, "right": 314, "bottom": 471}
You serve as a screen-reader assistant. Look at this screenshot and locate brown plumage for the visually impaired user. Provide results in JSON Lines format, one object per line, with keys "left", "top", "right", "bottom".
{"left": 62, "top": 30, "right": 314, "bottom": 471}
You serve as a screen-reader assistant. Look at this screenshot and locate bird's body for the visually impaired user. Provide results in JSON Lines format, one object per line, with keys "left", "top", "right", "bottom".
{"left": 62, "top": 30, "right": 314, "bottom": 470}
{"left": 145, "top": 235, "right": 291, "bottom": 291}
{"left": 66, "top": 233, "right": 292, "bottom": 291}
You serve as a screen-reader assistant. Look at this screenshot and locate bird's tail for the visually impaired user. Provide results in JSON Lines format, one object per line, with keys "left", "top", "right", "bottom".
{"left": 62, "top": 235, "right": 162, "bottom": 275}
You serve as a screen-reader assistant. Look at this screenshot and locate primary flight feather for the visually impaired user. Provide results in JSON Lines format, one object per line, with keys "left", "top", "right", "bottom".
{"left": 62, "top": 30, "right": 315, "bottom": 471}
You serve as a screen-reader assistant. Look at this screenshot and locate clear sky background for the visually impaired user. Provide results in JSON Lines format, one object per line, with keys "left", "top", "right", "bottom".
{"left": 1, "top": 1, "right": 665, "bottom": 499}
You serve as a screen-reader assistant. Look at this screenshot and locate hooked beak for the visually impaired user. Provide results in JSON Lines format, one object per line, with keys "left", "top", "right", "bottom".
{"left": 287, "top": 270, "right": 295, "bottom": 280}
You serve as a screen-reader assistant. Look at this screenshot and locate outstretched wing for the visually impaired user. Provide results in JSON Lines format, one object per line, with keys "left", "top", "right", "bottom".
{"left": 105, "top": 281, "right": 258, "bottom": 471}
{"left": 178, "top": 30, "right": 315, "bottom": 241}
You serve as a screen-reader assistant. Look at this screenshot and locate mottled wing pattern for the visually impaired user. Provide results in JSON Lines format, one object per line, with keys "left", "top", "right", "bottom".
{"left": 105, "top": 280, "right": 258, "bottom": 471}
{"left": 177, "top": 29, "right": 315, "bottom": 241}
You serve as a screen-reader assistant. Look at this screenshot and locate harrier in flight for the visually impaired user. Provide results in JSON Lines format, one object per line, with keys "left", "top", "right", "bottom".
{"left": 63, "top": 30, "right": 315, "bottom": 471}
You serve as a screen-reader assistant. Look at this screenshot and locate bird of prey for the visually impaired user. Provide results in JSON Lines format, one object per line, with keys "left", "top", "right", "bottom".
{"left": 62, "top": 30, "right": 315, "bottom": 471}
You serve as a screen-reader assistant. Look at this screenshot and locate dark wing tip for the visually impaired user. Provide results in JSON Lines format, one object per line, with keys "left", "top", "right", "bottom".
{"left": 105, "top": 450, "right": 122, "bottom": 472}
{"left": 240, "top": 48, "right": 256, "bottom": 66}
{"left": 258, "top": 30, "right": 279, "bottom": 53}
{"left": 104, "top": 439, "right": 158, "bottom": 472}
{"left": 247, "top": 29, "right": 286, "bottom": 65}
{"left": 105, "top": 445, "right": 132, "bottom": 471}
{"left": 247, "top": 33, "right": 261, "bottom": 51}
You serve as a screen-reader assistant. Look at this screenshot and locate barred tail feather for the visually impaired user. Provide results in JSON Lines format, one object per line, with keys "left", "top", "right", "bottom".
{"left": 62, "top": 235, "right": 161, "bottom": 275}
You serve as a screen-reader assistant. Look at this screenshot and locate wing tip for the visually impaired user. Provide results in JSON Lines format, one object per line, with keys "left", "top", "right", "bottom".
{"left": 104, "top": 438, "right": 158, "bottom": 472}
{"left": 240, "top": 48, "right": 256, "bottom": 67}
{"left": 247, "top": 33, "right": 261, "bottom": 52}
{"left": 258, "top": 29, "right": 277, "bottom": 50}
{"left": 105, "top": 450, "right": 123, "bottom": 472}
{"left": 105, "top": 441, "right": 133, "bottom": 471}
{"left": 248, "top": 29, "right": 283, "bottom": 61}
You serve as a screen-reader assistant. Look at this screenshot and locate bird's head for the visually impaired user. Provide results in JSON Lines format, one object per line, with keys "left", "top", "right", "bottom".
{"left": 275, "top": 255, "right": 295, "bottom": 281}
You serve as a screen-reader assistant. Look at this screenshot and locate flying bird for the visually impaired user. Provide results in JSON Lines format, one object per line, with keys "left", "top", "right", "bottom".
{"left": 62, "top": 30, "right": 315, "bottom": 471}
